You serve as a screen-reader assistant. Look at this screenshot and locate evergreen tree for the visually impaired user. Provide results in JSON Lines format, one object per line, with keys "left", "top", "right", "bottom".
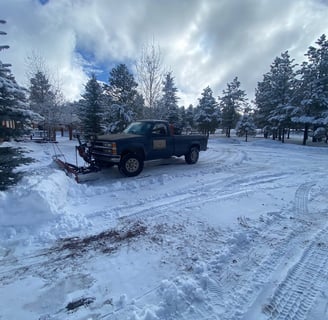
{"left": 0, "top": 20, "right": 31, "bottom": 140}
{"left": 0, "top": 20, "right": 36, "bottom": 189}
{"left": 133, "top": 92, "right": 145, "bottom": 120}
{"left": 106, "top": 63, "right": 143, "bottom": 132}
{"left": 185, "top": 104, "right": 195, "bottom": 129}
{"left": 292, "top": 34, "right": 328, "bottom": 145}
{"left": 236, "top": 112, "right": 257, "bottom": 142}
{"left": 109, "top": 63, "right": 138, "bottom": 105}
{"left": 29, "top": 71, "right": 62, "bottom": 141}
{"left": 29, "top": 71, "right": 59, "bottom": 140}
{"left": 194, "top": 86, "right": 220, "bottom": 135}
{"left": 179, "top": 106, "right": 187, "bottom": 130}
{"left": 261, "top": 51, "right": 297, "bottom": 142}
{"left": 27, "top": 52, "right": 64, "bottom": 141}
{"left": 254, "top": 73, "right": 275, "bottom": 138}
{"left": 0, "top": 73, "right": 30, "bottom": 140}
{"left": 219, "top": 77, "right": 247, "bottom": 137}
{"left": 158, "top": 72, "right": 180, "bottom": 125}
{"left": 78, "top": 74, "right": 104, "bottom": 138}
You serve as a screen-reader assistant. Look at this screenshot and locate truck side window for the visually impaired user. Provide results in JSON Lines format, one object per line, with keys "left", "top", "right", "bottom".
{"left": 152, "top": 123, "right": 167, "bottom": 136}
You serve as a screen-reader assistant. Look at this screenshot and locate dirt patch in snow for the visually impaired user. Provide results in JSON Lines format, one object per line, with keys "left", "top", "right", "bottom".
{"left": 0, "top": 221, "right": 147, "bottom": 285}
{"left": 54, "top": 220, "right": 147, "bottom": 256}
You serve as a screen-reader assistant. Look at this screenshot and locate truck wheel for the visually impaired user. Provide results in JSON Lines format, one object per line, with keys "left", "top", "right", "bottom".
{"left": 119, "top": 153, "right": 144, "bottom": 177}
{"left": 185, "top": 146, "right": 199, "bottom": 164}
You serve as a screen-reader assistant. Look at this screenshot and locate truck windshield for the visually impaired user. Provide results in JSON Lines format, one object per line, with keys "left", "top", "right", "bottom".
{"left": 123, "top": 122, "right": 152, "bottom": 135}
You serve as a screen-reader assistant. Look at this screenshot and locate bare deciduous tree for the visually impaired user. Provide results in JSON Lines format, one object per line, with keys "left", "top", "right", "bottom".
{"left": 135, "top": 41, "right": 164, "bottom": 110}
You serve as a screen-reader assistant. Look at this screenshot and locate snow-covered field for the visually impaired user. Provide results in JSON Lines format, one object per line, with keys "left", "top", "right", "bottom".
{"left": 0, "top": 134, "right": 328, "bottom": 320}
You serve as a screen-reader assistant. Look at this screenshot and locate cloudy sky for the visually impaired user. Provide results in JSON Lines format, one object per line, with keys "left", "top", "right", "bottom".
{"left": 1, "top": 0, "right": 328, "bottom": 107}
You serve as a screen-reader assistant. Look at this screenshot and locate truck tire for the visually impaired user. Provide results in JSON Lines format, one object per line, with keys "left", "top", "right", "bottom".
{"left": 185, "top": 146, "right": 199, "bottom": 164}
{"left": 119, "top": 153, "right": 144, "bottom": 177}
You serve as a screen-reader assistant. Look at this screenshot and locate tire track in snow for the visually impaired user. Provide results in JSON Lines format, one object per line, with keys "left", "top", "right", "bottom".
{"left": 294, "top": 183, "right": 314, "bottom": 215}
{"left": 261, "top": 182, "right": 328, "bottom": 320}
{"left": 205, "top": 183, "right": 320, "bottom": 320}
{"left": 115, "top": 172, "right": 289, "bottom": 222}
{"left": 264, "top": 227, "right": 328, "bottom": 320}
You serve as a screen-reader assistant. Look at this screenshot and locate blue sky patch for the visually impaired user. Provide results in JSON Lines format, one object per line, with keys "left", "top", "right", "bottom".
{"left": 75, "top": 46, "right": 136, "bottom": 84}
{"left": 39, "top": 0, "right": 49, "bottom": 5}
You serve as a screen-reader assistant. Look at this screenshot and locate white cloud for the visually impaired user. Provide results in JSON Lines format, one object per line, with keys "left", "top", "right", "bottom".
{"left": 1, "top": 0, "right": 328, "bottom": 106}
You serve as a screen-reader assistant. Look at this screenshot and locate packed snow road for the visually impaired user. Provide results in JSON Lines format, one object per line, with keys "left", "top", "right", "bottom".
{"left": 0, "top": 135, "right": 328, "bottom": 320}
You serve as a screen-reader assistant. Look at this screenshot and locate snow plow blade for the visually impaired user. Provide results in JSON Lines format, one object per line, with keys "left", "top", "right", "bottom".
{"left": 53, "top": 157, "right": 101, "bottom": 183}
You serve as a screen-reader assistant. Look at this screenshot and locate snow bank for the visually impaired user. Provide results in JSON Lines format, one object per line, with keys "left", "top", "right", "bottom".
{"left": 0, "top": 170, "right": 70, "bottom": 222}
{"left": 0, "top": 169, "right": 78, "bottom": 245}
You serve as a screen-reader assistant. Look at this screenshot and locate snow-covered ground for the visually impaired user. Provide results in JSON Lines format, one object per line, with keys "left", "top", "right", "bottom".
{"left": 0, "top": 134, "right": 328, "bottom": 320}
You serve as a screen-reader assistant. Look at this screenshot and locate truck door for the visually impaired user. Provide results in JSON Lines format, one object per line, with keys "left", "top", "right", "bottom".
{"left": 148, "top": 123, "right": 174, "bottom": 159}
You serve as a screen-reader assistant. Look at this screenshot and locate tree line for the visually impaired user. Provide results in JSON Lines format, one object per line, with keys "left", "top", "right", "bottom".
{"left": 1, "top": 19, "right": 328, "bottom": 146}
{"left": 255, "top": 36, "right": 328, "bottom": 145}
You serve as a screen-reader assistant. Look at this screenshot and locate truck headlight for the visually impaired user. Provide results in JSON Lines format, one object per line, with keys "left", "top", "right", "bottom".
{"left": 104, "top": 142, "right": 117, "bottom": 155}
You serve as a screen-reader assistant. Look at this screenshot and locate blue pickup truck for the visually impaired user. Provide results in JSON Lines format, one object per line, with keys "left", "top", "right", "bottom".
{"left": 87, "top": 120, "right": 208, "bottom": 177}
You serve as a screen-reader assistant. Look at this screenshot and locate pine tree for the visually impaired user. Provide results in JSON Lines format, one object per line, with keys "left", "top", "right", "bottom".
{"left": 194, "top": 86, "right": 220, "bottom": 135}
{"left": 158, "top": 72, "right": 180, "bottom": 126}
{"left": 109, "top": 64, "right": 138, "bottom": 105}
{"left": 185, "top": 104, "right": 195, "bottom": 130}
{"left": 0, "top": 20, "right": 30, "bottom": 140}
{"left": 219, "top": 77, "right": 247, "bottom": 137}
{"left": 292, "top": 34, "right": 328, "bottom": 145}
{"left": 29, "top": 71, "right": 59, "bottom": 140}
{"left": 106, "top": 64, "right": 143, "bottom": 132}
{"left": 133, "top": 92, "right": 145, "bottom": 120}
{"left": 0, "top": 20, "right": 36, "bottom": 189}
{"left": 178, "top": 106, "right": 187, "bottom": 130}
{"left": 27, "top": 52, "right": 64, "bottom": 141}
{"left": 29, "top": 71, "right": 53, "bottom": 114}
{"left": 79, "top": 74, "right": 104, "bottom": 138}
{"left": 263, "top": 52, "right": 297, "bottom": 142}
{"left": 254, "top": 73, "right": 275, "bottom": 138}
{"left": 236, "top": 112, "right": 257, "bottom": 142}
{"left": 0, "top": 74, "right": 29, "bottom": 140}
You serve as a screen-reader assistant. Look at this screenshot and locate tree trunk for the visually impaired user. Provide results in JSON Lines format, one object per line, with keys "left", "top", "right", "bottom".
{"left": 69, "top": 125, "right": 73, "bottom": 140}
{"left": 282, "top": 128, "right": 285, "bottom": 143}
{"left": 303, "top": 124, "right": 308, "bottom": 145}
{"left": 227, "top": 127, "right": 231, "bottom": 138}
{"left": 52, "top": 128, "right": 56, "bottom": 142}
{"left": 312, "top": 126, "right": 318, "bottom": 142}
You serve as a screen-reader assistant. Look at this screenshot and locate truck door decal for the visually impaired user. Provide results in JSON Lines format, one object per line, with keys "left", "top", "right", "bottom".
{"left": 153, "top": 139, "right": 166, "bottom": 149}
